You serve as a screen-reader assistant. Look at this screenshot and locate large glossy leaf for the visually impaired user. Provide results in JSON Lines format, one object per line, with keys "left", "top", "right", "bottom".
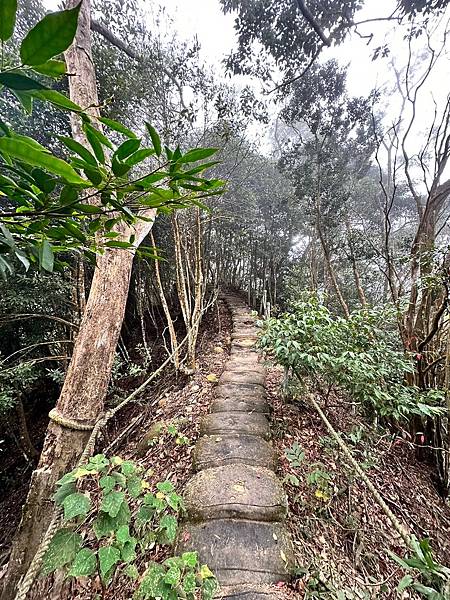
{"left": 39, "top": 239, "right": 54, "bottom": 272}
{"left": 33, "top": 60, "right": 66, "bottom": 77}
{"left": 0, "top": 72, "right": 46, "bottom": 90}
{"left": 20, "top": 3, "right": 81, "bottom": 66}
{"left": 0, "top": 0, "right": 17, "bottom": 41}
{"left": 0, "top": 137, "right": 87, "bottom": 185}
{"left": 42, "top": 529, "right": 82, "bottom": 575}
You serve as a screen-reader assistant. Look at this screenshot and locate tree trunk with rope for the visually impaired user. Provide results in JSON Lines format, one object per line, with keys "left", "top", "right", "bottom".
{"left": 1, "top": 2, "right": 156, "bottom": 598}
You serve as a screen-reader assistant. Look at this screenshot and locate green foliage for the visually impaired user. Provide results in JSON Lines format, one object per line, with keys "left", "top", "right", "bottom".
{"left": 135, "top": 554, "right": 217, "bottom": 600}
{"left": 391, "top": 537, "right": 450, "bottom": 599}
{"left": 42, "top": 455, "right": 217, "bottom": 596}
{"left": 259, "top": 295, "right": 446, "bottom": 421}
{"left": 0, "top": 4, "right": 225, "bottom": 276}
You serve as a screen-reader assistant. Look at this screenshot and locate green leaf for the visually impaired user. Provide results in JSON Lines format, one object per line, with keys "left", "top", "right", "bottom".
{"left": 52, "top": 481, "right": 76, "bottom": 505}
{"left": 183, "top": 571, "right": 196, "bottom": 595}
{"left": 397, "top": 574, "right": 414, "bottom": 592}
{"left": 164, "top": 564, "right": 181, "bottom": 586}
{"left": 100, "top": 490, "right": 125, "bottom": 517}
{"left": 121, "top": 461, "right": 136, "bottom": 476}
{"left": 125, "top": 564, "right": 139, "bottom": 580}
{"left": 98, "top": 117, "right": 137, "bottom": 138}
{"left": 115, "top": 138, "right": 141, "bottom": 160}
{"left": 104, "top": 240, "right": 134, "bottom": 249}
{"left": 0, "top": 137, "right": 87, "bottom": 185}
{"left": 0, "top": 0, "right": 17, "bottom": 41}
{"left": 178, "top": 148, "right": 218, "bottom": 164}
{"left": 98, "top": 545, "right": 120, "bottom": 581}
{"left": 33, "top": 89, "right": 81, "bottom": 112}
{"left": 201, "top": 577, "right": 217, "bottom": 600}
{"left": 42, "top": 529, "right": 82, "bottom": 575}
{"left": 125, "top": 148, "right": 154, "bottom": 166}
{"left": 33, "top": 60, "right": 66, "bottom": 77}
{"left": 62, "top": 492, "right": 91, "bottom": 521}
{"left": 12, "top": 90, "right": 33, "bottom": 113}
{"left": 67, "top": 548, "right": 97, "bottom": 577}
{"left": 121, "top": 539, "right": 137, "bottom": 563}
{"left": 39, "top": 239, "right": 54, "bottom": 272}
{"left": 158, "top": 514, "right": 177, "bottom": 544}
{"left": 99, "top": 475, "right": 116, "bottom": 494}
{"left": 181, "top": 552, "right": 198, "bottom": 568}
{"left": 145, "top": 123, "right": 161, "bottom": 156}
{"left": 0, "top": 72, "right": 45, "bottom": 90}
{"left": 20, "top": 3, "right": 81, "bottom": 66}
{"left": 157, "top": 481, "right": 174, "bottom": 494}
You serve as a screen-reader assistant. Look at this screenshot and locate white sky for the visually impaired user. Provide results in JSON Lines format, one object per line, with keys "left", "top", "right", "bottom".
{"left": 44, "top": 0, "right": 450, "bottom": 184}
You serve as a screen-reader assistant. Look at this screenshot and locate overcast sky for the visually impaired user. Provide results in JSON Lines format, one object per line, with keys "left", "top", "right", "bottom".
{"left": 44, "top": 0, "right": 449, "bottom": 181}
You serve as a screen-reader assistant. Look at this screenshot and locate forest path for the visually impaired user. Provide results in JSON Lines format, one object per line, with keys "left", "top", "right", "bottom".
{"left": 177, "top": 294, "right": 294, "bottom": 599}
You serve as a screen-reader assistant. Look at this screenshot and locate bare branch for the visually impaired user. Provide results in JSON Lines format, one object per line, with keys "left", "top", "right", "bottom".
{"left": 295, "top": 0, "right": 331, "bottom": 46}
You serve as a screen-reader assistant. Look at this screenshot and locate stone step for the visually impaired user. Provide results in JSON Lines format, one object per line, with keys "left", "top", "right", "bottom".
{"left": 215, "top": 383, "right": 267, "bottom": 400}
{"left": 193, "top": 434, "right": 277, "bottom": 471}
{"left": 200, "top": 412, "right": 271, "bottom": 439}
{"left": 210, "top": 396, "right": 269, "bottom": 414}
{"left": 184, "top": 464, "right": 287, "bottom": 522}
{"left": 176, "top": 519, "right": 294, "bottom": 586}
{"left": 220, "top": 371, "right": 266, "bottom": 387}
{"left": 224, "top": 363, "right": 265, "bottom": 374}
{"left": 231, "top": 339, "right": 258, "bottom": 350}
{"left": 215, "top": 585, "right": 277, "bottom": 599}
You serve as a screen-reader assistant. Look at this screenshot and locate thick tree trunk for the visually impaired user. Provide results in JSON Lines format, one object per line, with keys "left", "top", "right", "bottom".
{"left": 2, "top": 3, "right": 155, "bottom": 597}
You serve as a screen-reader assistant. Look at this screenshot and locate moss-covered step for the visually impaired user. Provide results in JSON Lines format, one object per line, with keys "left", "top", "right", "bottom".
{"left": 184, "top": 464, "right": 287, "bottom": 522}
{"left": 200, "top": 412, "right": 271, "bottom": 439}
{"left": 176, "top": 519, "right": 294, "bottom": 586}
{"left": 193, "top": 434, "right": 277, "bottom": 471}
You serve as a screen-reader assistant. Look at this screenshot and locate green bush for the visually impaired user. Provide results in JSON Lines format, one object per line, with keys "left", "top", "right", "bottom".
{"left": 43, "top": 454, "right": 217, "bottom": 599}
{"left": 259, "top": 295, "right": 445, "bottom": 421}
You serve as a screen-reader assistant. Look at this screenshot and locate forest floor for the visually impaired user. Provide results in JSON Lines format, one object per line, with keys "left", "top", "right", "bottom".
{"left": 2, "top": 300, "right": 450, "bottom": 599}
{"left": 266, "top": 366, "right": 450, "bottom": 599}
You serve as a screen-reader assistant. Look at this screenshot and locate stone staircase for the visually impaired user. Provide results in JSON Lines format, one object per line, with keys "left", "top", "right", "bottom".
{"left": 177, "top": 294, "right": 293, "bottom": 599}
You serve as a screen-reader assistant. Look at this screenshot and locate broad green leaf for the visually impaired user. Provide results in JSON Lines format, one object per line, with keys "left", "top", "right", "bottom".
{"left": 58, "top": 136, "right": 97, "bottom": 166}
{"left": 62, "top": 492, "right": 91, "bottom": 520}
{"left": 33, "top": 89, "right": 81, "bottom": 112}
{"left": 100, "top": 490, "right": 125, "bottom": 517}
{"left": 98, "top": 117, "right": 137, "bottom": 138}
{"left": 15, "top": 249, "right": 30, "bottom": 272}
{"left": 178, "top": 148, "right": 218, "bottom": 164}
{"left": 67, "top": 548, "right": 97, "bottom": 577}
{"left": 0, "top": 0, "right": 17, "bottom": 41}
{"left": 20, "top": 3, "right": 81, "bottom": 66}
{"left": 52, "top": 481, "right": 76, "bottom": 505}
{"left": 33, "top": 60, "right": 66, "bottom": 77}
{"left": 183, "top": 572, "right": 196, "bottom": 595}
{"left": 164, "top": 564, "right": 181, "bottom": 586}
{"left": 156, "top": 481, "right": 174, "bottom": 494}
{"left": 99, "top": 475, "right": 116, "bottom": 494}
{"left": 0, "top": 72, "right": 45, "bottom": 90}
{"left": 181, "top": 552, "right": 198, "bottom": 568}
{"left": 0, "top": 138, "right": 87, "bottom": 185}
{"left": 84, "top": 124, "right": 104, "bottom": 163}
{"left": 98, "top": 545, "right": 120, "bottom": 581}
{"left": 115, "top": 138, "right": 140, "bottom": 160}
{"left": 158, "top": 514, "right": 177, "bottom": 544}
{"left": 83, "top": 167, "right": 103, "bottom": 186}
{"left": 38, "top": 239, "right": 54, "bottom": 272}
{"left": 116, "top": 525, "right": 130, "bottom": 544}
{"left": 145, "top": 122, "right": 161, "bottom": 156}
{"left": 121, "top": 461, "right": 136, "bottom": 476}
{"left": 136, "top": 563, "right": 165, "bottom": 598}
{"left": 201, "top": 576, "right": 217, "bottom": 600}
{"left": 121, "top": 539, "right": 137, "bottom": 563}
{"left": 42, "top": 529, "right": 82, "bottom": 575}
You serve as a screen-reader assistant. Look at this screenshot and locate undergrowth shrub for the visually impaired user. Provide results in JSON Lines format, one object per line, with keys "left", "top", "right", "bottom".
{"left": 259, "top": 295, "right": 445, "bottom": 421}
{"left": 43, "top": 454, "right": 217, "bottom": 599}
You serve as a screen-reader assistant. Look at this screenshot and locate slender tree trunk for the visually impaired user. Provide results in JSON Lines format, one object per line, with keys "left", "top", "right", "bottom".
{"left": 345, "top": 219, "right": 367, "bottom": 307}
{"left": 2, "top": 4, "right": 155, "bottom": 597}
